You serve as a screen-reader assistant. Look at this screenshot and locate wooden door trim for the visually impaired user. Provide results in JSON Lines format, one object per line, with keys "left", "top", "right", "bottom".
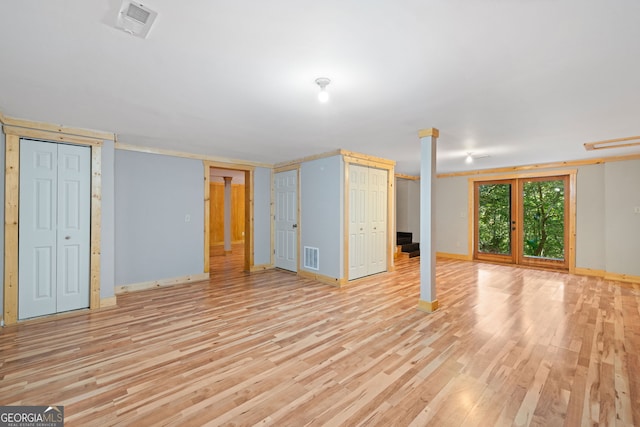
{"left": 4, "top": 134, "right": 102, "bottom": 325}
{"left": 203, "top": 162, "right": 255, "bottom": 273}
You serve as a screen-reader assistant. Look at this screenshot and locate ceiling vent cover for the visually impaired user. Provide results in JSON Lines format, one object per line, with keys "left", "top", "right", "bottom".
{"left": 115, "top": 1, "right": 157, "bottom": 38}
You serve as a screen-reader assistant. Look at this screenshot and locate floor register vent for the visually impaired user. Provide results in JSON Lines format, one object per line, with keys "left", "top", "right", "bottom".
{"left": 304, "top": 247, "right": 319, "bottom": 271}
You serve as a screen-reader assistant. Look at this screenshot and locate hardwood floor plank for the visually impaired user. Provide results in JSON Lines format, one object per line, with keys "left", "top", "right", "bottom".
{"left": 2, "top": 249, "right": 640, "bottom": 426}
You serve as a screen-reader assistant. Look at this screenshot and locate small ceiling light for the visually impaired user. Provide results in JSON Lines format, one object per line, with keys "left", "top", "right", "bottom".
{"left": 315, "top": 77, "right": 331, "bottom": 103}
{"left": 465, "top": 152, "right": 490, "bottom": 164}
{"left": 465, "top": 152, "right": 473, "bottom": 164}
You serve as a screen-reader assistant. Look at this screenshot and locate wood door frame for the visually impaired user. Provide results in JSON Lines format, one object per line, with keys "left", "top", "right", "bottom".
{"left": 469, "top": 169, "right": 577, "bottom": 272}
{"left": 3, "top": 124, "right": 108, "bottom": 325}
{"left": 203, "top": 161, "right": 254, "bottom": 273}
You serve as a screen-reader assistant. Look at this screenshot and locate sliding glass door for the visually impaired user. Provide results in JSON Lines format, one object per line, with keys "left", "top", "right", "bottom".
{"left": 474, "top": 175, "right": 570, "bottom": 270}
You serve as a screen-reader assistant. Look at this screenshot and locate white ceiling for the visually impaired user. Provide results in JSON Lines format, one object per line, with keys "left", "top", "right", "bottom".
{"left": 1, "top": 1, "right": 639, "bottom": 174}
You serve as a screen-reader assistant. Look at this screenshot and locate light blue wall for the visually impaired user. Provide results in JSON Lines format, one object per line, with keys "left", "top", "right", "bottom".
{"left": 604, "top": 159, "right": 640, "bottom": 276}
{"left": 253, "top": 167, "right": 272, "bottom": 265}
{"left": 435, "top": 175, "right": 468, "bottom": 254}
{"left": 100, "top": 140, "right": 116, "bottom": 298}
{"left": 397, "top": 178, "right": 422, "bottom": 243}
{"left": 300, "top": 156, "right": 344, "bottom": 279}
{"left": 115, "top": 150, "right": 204, "bottom": 285}
{"left": 575, "top": 164, "right": 605, "bottom": 270}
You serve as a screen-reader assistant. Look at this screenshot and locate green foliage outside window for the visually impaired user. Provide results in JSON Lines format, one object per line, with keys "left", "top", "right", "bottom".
{"left": 522, "top": 180, "right": 565, "bottom": 259}
{"left": 478, "top": 180, "right": 565, "bottom": 260}
{"left": 478, "top": 183, "right": 512, "bottom": 255}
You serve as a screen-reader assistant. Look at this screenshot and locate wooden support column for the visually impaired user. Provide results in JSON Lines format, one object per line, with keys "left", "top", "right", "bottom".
{"left": 417, "top": 128, "right": 439, "bottom": 313}
{"left": 223, "top": 176, "right": 232, "bottom": 254}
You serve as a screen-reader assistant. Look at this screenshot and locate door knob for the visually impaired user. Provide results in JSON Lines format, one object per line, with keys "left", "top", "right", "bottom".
{"left": 65, "top": 236, "right": 71, "bottom": 240}
{"left": 292, "top": 224, "right": 298, "bottom": 228}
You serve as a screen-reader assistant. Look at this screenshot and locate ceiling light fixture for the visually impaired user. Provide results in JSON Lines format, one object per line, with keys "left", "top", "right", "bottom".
{"left": 465, "top": 152, "right": 490, "bottom": 164}
{"left": 315, "top": 77, "right": 331, "bottom": 103}
{"left": 465, "top": 152, "right": 473, "bottom": 164}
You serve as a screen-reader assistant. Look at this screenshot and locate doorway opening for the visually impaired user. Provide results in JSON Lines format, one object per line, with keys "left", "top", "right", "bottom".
{"left": 204, "top": 163, "right": 253, "bottom": 276}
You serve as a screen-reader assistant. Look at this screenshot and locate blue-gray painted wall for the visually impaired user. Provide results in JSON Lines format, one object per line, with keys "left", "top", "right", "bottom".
{"left": 300, "top": 156, "right": 344, "bottom": 279}
{"left": 114, "top": 150, "right": 204, "bottom": 285}
{"left": 253, "top": 167, "right": 272, "bottom": 265}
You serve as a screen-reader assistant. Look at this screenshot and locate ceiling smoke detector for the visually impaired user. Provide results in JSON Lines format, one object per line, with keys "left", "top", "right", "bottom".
{"left": 115, "top": 1, "right": 157, "bottom": 38}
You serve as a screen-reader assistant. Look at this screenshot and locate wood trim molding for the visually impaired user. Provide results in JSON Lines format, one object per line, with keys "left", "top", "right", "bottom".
{"left": 297, "top": 270, "right": 347, "bottom": 287}
{"left": 274, "top": 149, "right": 343, "bottom": 169}
{"left": 574, "top": 267, "right": 605, "bottom": 278}
{"left": 1, "top": 115, "right": 114, "bottom": 141}
{"left": 203, "top": 162, "right": 211, "bottom": 273}
{"left": 3, "top": 135, "right": 20, "bottom": 324}
{"left": 603, "top": 272, "right": 640, "bottom": 284}
{"left": 0, "top": 111, "right": 6, "bottom": 124}
{"left": 395, "top": 173, "right": 420, "bottom": 181}
{"left": 118, "top": 143, "right": 271, "bottom": 168}
{"left": 418, "top": 128, "right": 440, "bottom": 138}
{"left": 574, "top": 267, "right": 640, "bottom": 285}
{"left": 341, "top": 150, "right": 396, "bottom": 167}
{"left": 584, "top": 135, "right": 640, "bottom": 151}
{"left": 3, "top": 132, "right": 102, "bottom": 325}
{"left": 90, "top": 147, "right": 102, "bottom": 309}
{"left": 115, "top": 273, "right": 209, "bottom": 294}
{"left": 246, "top": 169, "right": 254, "bottom": 272}
{"left": 100, "top": 296, "right": 117, "bottom": 308}
{"left": 3, "top": 125, "right": 103, "bottom": 147}
{"left": 250, "top": 264, "right": 275, "bottom": 272}
{"left": 417, "top": 299, "right": 439, "bottom": 313}
{"left": 436, "top": 252, "right": 473, "bottom": 261}
{"left": 438, "top": 153, "right": 640, "bottom": 178}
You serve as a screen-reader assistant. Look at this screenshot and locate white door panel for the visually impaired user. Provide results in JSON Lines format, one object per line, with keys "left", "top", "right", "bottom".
{"left": 275, "top": 170, "right": 298, "bottom": 272}
{"left": 19, "top": 140, "right": 90, "bottom": 320}
{"left": 56, "top": 144, "right": 90, "bottom": 312}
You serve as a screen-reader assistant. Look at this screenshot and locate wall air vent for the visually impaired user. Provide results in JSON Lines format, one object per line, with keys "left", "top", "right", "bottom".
{"left": 115, "top": 1, "right": 158, "bottom": 38}
{"left": 304, "top": 247, "right": 320, "bottom": 271}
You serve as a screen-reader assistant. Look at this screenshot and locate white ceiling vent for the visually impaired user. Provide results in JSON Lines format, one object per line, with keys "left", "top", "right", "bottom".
{"left": 115, "top": 1, "right": 157, "bottom": 38}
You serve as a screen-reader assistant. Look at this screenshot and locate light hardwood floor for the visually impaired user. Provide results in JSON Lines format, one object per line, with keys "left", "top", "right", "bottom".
{"left": 1, "top": 251, "right": 639, "bottom": 426}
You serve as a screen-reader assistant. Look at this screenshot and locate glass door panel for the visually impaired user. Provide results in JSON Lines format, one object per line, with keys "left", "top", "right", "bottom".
{"left": 474, "top": 180, "right": 515, "bottom": 263}
{"left": 519, "top": 176, "right": 569, "bottom": 269}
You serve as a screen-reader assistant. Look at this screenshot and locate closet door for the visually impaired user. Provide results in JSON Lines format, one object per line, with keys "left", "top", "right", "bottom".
{"left": 349, "top": 165, "right": 368, "bottom": 279}
{"left": 348, "top": 164, "right": 388, "bottom": 280}
{"left": 368, "top": 167, "right": 387, "bottom": 275}
{"left": 19, "top": 139, "right": 90, "bottom": 319}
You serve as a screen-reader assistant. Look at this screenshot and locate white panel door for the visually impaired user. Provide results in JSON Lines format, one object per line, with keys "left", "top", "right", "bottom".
{"left": 19, "top": 140, "right": 90, "bottom": 319}
{"left": 349, "top": 164, "right": 368, "bottom": 280}
{"left": 368, "top": 167, "right": 387, "bottom": 275}
{"left": 274, "top": 170, "right": 298, "bottom": 272}
{"left": 19, "top": 140, "right": 58, "bottom": 319}
{"left": 349, "top": 165, "right": 388, "bottom": 280}
{"left": 56, "top": 144, "right": 91, "bottom": 313}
